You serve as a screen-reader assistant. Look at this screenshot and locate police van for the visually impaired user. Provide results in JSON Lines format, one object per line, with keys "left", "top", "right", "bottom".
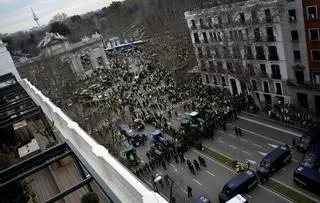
{"left": 299, "top": 144, "right": 320, "bottom": 169}
{"left": 219, "top": 170, "right": 258, "bottom": 202}
{"left": 257, "top": 145, "right": 292, "bottom": 179}
{"left": 295, "top": 127, "right": 320, "bottom": 152}
{"left": 294, "top": 165, "right": 320, "bottom": 193}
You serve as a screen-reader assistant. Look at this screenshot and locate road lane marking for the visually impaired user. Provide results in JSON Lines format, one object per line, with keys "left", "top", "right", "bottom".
{"left": 141, "top": 160, "right": 144, "bottom": 163}
{"left": 228, "top": 133, "right": 236, "bottom": 138}
{"left": 206, "top": 170, "right": 215, "bottom": 177}
{"left": 180, "top": 188, "right": 188, "bottom": 194}
{"left": 253, "top": 143, "right": 263, "bottom": 148}
{"left": 241, "top": 150, "right": 251, "bottom": 156}
{"left": 238, "top": 116, "right": 302, "bottom": 137}
{"left": 258, "top": 151, "right": 267, "bottom": 156}
{"left": 218, "top": 140, "right": 225, "bottom": 144}
{"left": 241, "top": 128, "right": 287, "bottom": 146}
{"left": 193, "top": 179, "right": 203, "bottom": 186}
{"left": 229, "top": 144, "right": 238, "bottom": 149}
{"left": 170, "top": 163, "right": 176, "bottom": 168}
{"left": 245, "top": 194, "right": 252, "bottom": 199}
{"left": 156, "top": 170, "right": 163, "bottom": 175}
{"left": 292, "top": 158, "right": 298, "bottom": 163}
{"left": 240, "top": 138, "right": 249, "bottom": 142}
{"left": 268, "top": 143, "right": 278, "bottom": 148}
{"left": 246, "top": 159, "right": 257, "bottom": 165}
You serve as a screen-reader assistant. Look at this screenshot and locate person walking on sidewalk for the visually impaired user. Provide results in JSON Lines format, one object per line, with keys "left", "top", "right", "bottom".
{"left": 238, "top": 128, "right": 242, "bottom": 136}
{"left": 234, "top": 126, "right": 238, "bottom": 136}
{"left": 187, "top": 185, "right": 193, "bottom": 198}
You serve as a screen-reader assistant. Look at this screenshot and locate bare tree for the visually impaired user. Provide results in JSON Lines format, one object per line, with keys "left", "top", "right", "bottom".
{"left": 49, "top": 13, "right": 68, "bottom": 24}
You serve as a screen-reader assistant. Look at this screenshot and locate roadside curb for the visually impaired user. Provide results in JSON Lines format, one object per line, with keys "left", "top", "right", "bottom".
{"left": 241, "top": 111, "right": 307, "bottom": 132}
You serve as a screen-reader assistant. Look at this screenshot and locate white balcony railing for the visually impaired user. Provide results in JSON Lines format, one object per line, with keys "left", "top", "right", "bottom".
{"left": 20, "top": 79, "right": 167, "bottom": 203}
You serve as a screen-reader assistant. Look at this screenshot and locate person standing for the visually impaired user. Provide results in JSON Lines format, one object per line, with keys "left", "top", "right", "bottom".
{"left": 238, "top": 128, "right": 242, "bottom": 136}
{"left": 187, "top": 185, "right": 193, "bottom": 198}
{"left": 234, "top": 126, "right": 238, "bottom": 136}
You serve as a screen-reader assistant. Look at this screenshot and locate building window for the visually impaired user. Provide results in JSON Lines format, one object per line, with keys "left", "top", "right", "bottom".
{"left": 266, "top": 27, "right": 275, "bottom": 41}
{"left": 307, "top": 6, "right": 318, "bottom": 20}
{"left": 239, "top": 12, "right": 245, "bottom": 24}
{"left": 221, "top": 76, "right": 226, "bottom": 86}
{"left": 248, "top": 64, "right": 255, "bottom": 76}
{"left": 205, "top": 74, "right": 210, "bottom": 84}
{"left": 263, "top": 81, "right": 269, "bottom": 93}
{"left": 254, "top": 28, "right": 261, "bottom": 41}
{"left": 200, "top": 18, "right": 204, "bottom": 28}
{"left": 297, "top": 93, "right": 308, "bottom": 108}
{"left": 227, "top": 62, "right": 234, "bottom": 73}
{"left": 200, "top": 60, "right": 206, "bottom": 71}
{"left": 260, "top": 64, "right": 267, "bottom": 76}
{"left": 203, "top": 32, "right": 208, "bottom": 43}
{"left": 238, "top": 30, "right": 243, "bottom": 40}
{"left": 229, "top": 30, "right": 234, "bottom": 41}
{"left": 291, "top": 30, "right": 299, "bottom": 41}
{"left": 233, "top": 30, "right": 238, "bottom": 40}
{"left": 215, "top": 49, "right": 220, "bottom": 58}
{"left": 205, "top": 46, "right": 211, "bottom": 58}
{"left": 311, "top": 50, "right": 320, "bottom": 61}
{"left": 191, "top": 19, "right": 197, "bottom": 29}
{"left": 208, "top": 61, "right": 215, "bottom": 71}
{"left": 309, "top": 28, "right": 319, "bottom": 41}
{"left": 213, "top": 32, "right": 218, "bottom": 41}
{"left": 314, "top": 73, "right": 320, "bottom": 85}
{"left": 252, "top": 80, "right": 258, "bottom": 91}
{"left": 288, "top": 9, "right": 297, "bottom": 22}
{"left": 252, "top": 10, "right": 258, "bottom": 22}
{"left": 227, "top": 15, "right": 232, "bottom": 24}
{"left": 271, "top": 65, "right": 281, "bottom": 79}
{"left": 193, "top": 33, "right": 200, "bottom": 43}
{"left": 197, "top": 47, "right": 203, "bottom": 58}
{"left": 209, "top": 32, "right": 214, "bottom": 42}
{"left": 207, "top": 17, "right": 213, "bottom": 28}
{"left": 213, "top": 75, "right": 217, "bottom": 84}
{"left": 275, "top": 82, "right": 282, "bottom": 95}
{"left": 295, "top": 71, "right": 304, "bottom": 84}
{"left": 268, "top": 46, "right": 279, "bottom": 60}
{"left": 218, "top": 16, "right": 223, "bottom": 25}
{"left": 293, "top": 50, "right": 301, "bottom": 61}
{"left": 246, "top": 46, "right": 253, "bottom": 60}
{"left": 256, "top": 46, "right": 265, "bottom": 60}
{"left": 265, "top": 9, "right": 272, "bottom": 23}
{"left": 217, "top": 61, "right": 223, "bottom": 72}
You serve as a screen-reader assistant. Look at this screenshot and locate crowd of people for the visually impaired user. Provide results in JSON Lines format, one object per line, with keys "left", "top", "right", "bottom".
{"left": 264, "top": 101, "right": 320, "bottom": 129}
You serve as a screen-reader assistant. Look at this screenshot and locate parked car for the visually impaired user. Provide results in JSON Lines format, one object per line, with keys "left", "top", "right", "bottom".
{"left": 299, "top": 144, "right": 320, "bottom": 169}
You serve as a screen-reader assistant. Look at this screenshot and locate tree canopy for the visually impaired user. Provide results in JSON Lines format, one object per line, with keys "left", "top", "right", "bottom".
{"left": 49, "top": 22, "right": 71, "bottom": 36}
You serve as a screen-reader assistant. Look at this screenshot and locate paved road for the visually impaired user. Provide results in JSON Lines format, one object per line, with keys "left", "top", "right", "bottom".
{"left": 132, "top": 125, "right": 293, "bottom": 203}
{"left": 201, "top": 113, "right": 320, "bottom": 202}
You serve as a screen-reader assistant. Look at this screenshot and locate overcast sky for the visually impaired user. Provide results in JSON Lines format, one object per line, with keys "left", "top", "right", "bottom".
{"left": 0, "top": 0, "right": 119, "bottom": 34}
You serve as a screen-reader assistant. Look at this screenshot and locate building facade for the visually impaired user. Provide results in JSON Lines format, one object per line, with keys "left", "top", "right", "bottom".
{"left": 185, "top": 0, "right": 313, "bottom": 108}
{"left": 0, "top": 40, "right": 21, "bottom": 81}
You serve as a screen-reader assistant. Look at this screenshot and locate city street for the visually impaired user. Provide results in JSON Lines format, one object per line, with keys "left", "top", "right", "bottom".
{"left": 133, "top": 125, "right": 294, "bottom": 203}
{"left": 202, "top": 113, "right": 320, "bottom": 202}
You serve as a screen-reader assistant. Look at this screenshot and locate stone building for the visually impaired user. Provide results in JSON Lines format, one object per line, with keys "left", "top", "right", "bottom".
{"left": 184, "top": 0, "right": 312, "bottom": 108}
{"left": 16, "top": 32, "right": 110, "bottom": 78}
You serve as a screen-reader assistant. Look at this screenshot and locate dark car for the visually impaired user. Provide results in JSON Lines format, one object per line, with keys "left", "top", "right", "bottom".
{"left": 299, "top": 144, "right": 320, "bottom": 169}
{"left": 192, "top": 196, "right": 211, "bottom": 203}
{"left": 119, "top": 125, "right": 146, "bottom": 147}
{"left": 295, "top": 128, "right": 320, "bottom": 152}
{"left": 219, "top": 170, "right": 258, "bottom": 202}
{"left": 257, "top": 145, "right": 292, "bottom": 180}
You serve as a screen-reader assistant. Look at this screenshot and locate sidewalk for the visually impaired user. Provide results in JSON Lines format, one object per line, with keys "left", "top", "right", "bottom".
{"left": 241, "top": 111, "right": 307, "bottom": 132}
